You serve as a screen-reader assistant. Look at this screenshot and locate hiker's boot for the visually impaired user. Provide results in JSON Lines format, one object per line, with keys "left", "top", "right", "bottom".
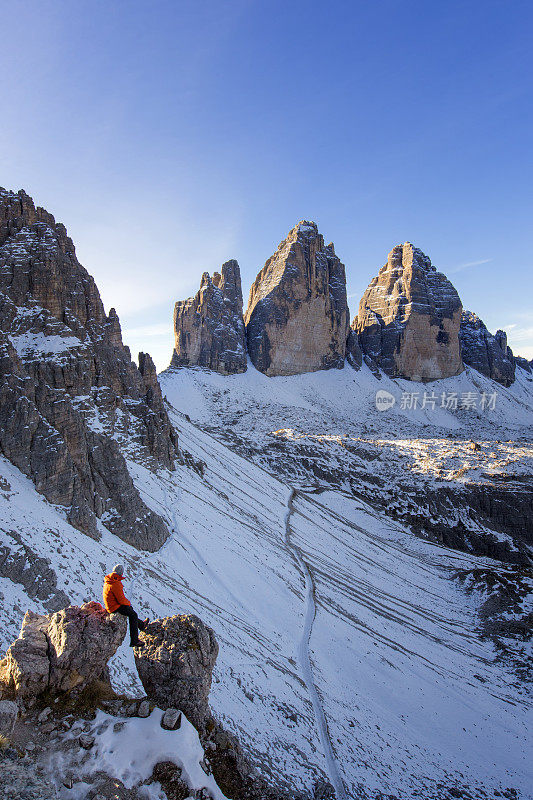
{"left": 130, "top": 640, "right": 145, "bottom": 649}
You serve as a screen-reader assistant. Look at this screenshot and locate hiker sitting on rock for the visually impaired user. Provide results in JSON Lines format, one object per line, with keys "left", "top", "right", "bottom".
{"left": 103, "top": 564, "right": 148, "bottom": 649}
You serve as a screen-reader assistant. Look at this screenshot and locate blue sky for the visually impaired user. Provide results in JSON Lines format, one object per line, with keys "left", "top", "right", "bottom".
{"left": 1, "top": 0, "right": 531, "bottom": 370}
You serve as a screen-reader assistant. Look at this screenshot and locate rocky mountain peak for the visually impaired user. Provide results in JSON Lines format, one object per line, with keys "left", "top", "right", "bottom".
{"left": 0, "top": 188, "right": 177, "bottom": 550}
{"left": 172, "top": 259, "right": 247, "bottom": 374}
{"left": 460, "top": 310, "right": 516, "bottom": 386}
{"left": 244, "top": 221, "right": 349, "bottom": 376}
{"left": 354, "top": 242, "right": 464, "bottom": 381}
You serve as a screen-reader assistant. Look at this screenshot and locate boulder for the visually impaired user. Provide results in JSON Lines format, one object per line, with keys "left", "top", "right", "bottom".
{"left": 172, "top": 260, "right": 247, "bottom": 374}
{"left": 459, "top": 310, "right": 515, "bottom": 386}
{"left": 353, "top": 242, "right": 463, "bottom": 381}
{"left": 244, "top": 221, "right": 350, "bottom": 376}
{"left": 0, "top": 187, "right": 177, "bottom": 551}
{"left": 0, "top": 602, "right": 126, "bottom": 699}
{"left": 134, "top": 614, "right": 219, "bottom": 730}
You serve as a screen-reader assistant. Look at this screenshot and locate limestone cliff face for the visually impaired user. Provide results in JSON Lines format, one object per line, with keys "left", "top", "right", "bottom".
{"left": 0, "top": 188, "right": 177, "bottom": 550}
{"left": 353, "top": 242, "right": 463, "bottom": 381}
{"left": 172, "top": 259, "right": 247, "bottom": 374}
{"left": 460, "top": 311, "right": 515, "bottom": 386}
{"left": 244, "top": 221, "right": 349, "bottom": 376}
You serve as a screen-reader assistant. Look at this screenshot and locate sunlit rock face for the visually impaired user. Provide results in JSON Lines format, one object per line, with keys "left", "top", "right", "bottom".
{"left": 172, "top": 259, "right": 247, "bottom": 374}
{"left": 460, "top": 310, "right": 515, "bottom": 386}
{"left": 353, "top": 242, "right": 464, "bottom": 381}
{"left": 0, "top": 603, "right": 127, "bottom": 700}
{"left": 244, "top": 221, "right": 350, "bottom": 376}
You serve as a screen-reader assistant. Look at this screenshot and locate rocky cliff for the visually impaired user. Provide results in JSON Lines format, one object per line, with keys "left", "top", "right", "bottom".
{"left": 460, "top": 310, "right": 516, "bottom": 386}
{"left": 244, "top": 221, "right": 350, "bottom": 376}
{"left": 0, "top": 604, "right": 288, "bottom": 800}
{"left": 0, "top": 602, "right": 127, "bottom": 701}
{"left": 172, "top": 260, "right": 247, "bottom": 374}
{"left": 353, "top": 242, "right": 464, "bottom": 381}
{"left": 0, "top": 188, "right": 177, "bottom": 550}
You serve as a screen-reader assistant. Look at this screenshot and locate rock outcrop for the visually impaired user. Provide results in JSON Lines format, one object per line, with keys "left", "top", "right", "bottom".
{"left": 0, "top": 188, "right": 177, "bottom": 550}
{"left": 134, "top": 614, "right": 219, "bottom": 730}
{"left": 353, "top": 242, "right": 464, "bottom": 381}
{"left": 515, "top": 356, "right": 533, "bottom": 374}
{"left": 0, "top": 699, "right": 17, "bottom": 737}
{"left": 0, "top": 602, "right": 126, "bottom": 700}
{"left": 459, "top": 311, "right": 516, "bottom": 386}
{"left": 345, "top": 328, "right": 363, "bottom": 370}
{"left": 244, "top": 221, "right": 350, "bottom": 376}
{"left": 172, "top": 260, "right": 247, "bottom": 374}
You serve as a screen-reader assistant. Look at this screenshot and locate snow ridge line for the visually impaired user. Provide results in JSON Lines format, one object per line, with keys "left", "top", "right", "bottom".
{"left": 284, "top": 488, "right": 347, "bottom": 800}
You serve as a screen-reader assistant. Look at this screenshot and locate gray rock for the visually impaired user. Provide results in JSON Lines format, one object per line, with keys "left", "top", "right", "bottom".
{"left": 245, "top": 221, "right": 350, "bottom": 376}
{"left": 172, "top": 260, "right": 247, "bottom": 374}
{"left": 0, "top": 602, "right": 127, "bottom": 699}
{"left": 78, "top": 733, "right": 95, "bottom": 749}
{"left": 0, "top": 187, "right": 177, "bottom": 552}
{"left": 37, "top": 706, "right": 51, "bottom": 722}
{"left": 514, "top": 356, "right": 533, "bottom": 374}
{"left": 354, "top": 242, "right": 463, "bottom": 380}
{"left": 137, "top": 700, "right": 151, "bottom": 718}
{"left": 460, "top": 310, "right": 515, "bottom": 386}
{"left": 134, "top": 615, "right": 219, "bottom": 730}
{"left": 0, "top": 699, "right": 18, "bottom": 737}
{"left": 0, "top": 532, "right": 70, "bottom": 613}
{"left": 161, "top": 707, "right": 181, "bottom": 730}
{"left": 346, "top": 329, "right": 362, "bottom": 370}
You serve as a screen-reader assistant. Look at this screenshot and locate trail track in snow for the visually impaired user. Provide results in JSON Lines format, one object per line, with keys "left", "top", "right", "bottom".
{"left": 284, "top": 488, "right": 348, "bottom": 800}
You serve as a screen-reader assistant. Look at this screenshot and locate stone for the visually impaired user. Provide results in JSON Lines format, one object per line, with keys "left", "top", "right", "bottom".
{"left": 0, "top": 700, "right": 18, "bottom": 737}
{"left": 0, "top": 603, "right": 127, "bottom": 699}
{"left": 37, "top": 706, "right": 51, "bottom": 722}
{"left": 134, "top": 615, "right": 219, "bottom": 729}
{"left": 0, "top": 187, "right": 177, "bottom": 552}
{"left": 459, "top": 311, "right": 515, "bottom": 386}
{"left": 161, "top": 707, "right": 182, "bottom": 730}
{"left": 78, "top": 734, "right": 95, "bottom": 749}
{"left": 244, "top": 221, "right": 350, "bottom": 376}
{"left": 137, "top": 700, "right": 151, "bottom": 718}
{"left": 353, "top": 242, "right": 463, "bottom": 381}
{"left": 172, "top": 260, "right": 247, "bottom": 374}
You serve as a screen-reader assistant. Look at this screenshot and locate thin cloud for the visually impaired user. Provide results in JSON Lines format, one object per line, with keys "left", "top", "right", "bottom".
{"left": 449, "top": 258, "right": 493, "bottom": 274}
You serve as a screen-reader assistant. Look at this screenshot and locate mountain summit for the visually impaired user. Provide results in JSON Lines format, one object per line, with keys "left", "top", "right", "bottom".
{"left": 353, "top": 242, "right": 464, "bottom": 381}
{"left": 0, "top": 188, "right": 176, "bottom": 549}
{"left": 244, "top": 221, "right": 350, "bottom": 376}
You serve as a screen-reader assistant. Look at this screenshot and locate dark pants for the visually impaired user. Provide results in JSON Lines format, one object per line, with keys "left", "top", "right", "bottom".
{"left": 116, "top": 605, "right": 145, "bottom": 644}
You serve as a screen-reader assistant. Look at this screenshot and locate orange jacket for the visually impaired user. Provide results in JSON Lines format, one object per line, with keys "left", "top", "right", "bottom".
{"left": 103, "top": 573, "right": 131, "bottom": 613}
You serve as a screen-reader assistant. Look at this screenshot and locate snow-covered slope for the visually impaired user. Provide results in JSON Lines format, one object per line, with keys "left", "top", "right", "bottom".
{"left": 1, "top": 359, "right": 532, "bottom": 798}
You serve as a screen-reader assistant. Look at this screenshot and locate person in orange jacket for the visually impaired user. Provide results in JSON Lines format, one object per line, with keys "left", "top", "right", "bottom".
{"left": 103, "top": 564, "right": 148, "bottom": 648}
